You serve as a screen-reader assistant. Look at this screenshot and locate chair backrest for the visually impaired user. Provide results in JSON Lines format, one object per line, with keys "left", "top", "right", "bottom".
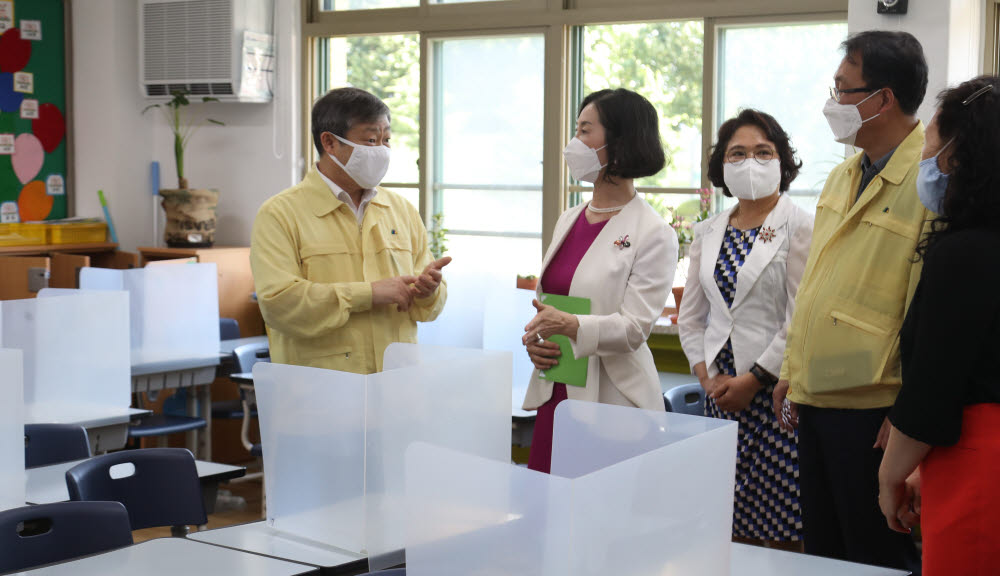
{"left": 233, "top": 341, "right": 270, "bottom": 373}
{"left": 664, "top": 383, "right": 705, "bottom": 416}
{"left": 24, "top": 424, "right": 91, "bottom": 469}
{"left": 0, "top": 501, "right": 132, "bottom": 573}
{"left": 220, "top": 317, "right": 241, "bottom": 340}
{"left": 65, "top": 448, "right": 207, "bottom": 530}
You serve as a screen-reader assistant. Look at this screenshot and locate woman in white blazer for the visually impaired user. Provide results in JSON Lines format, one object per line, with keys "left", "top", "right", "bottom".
{"left": 520, "top": 89, "right": 678, "bottom": 473}
{"left": 678, "top": 109, "right": 813, "bottom": 544}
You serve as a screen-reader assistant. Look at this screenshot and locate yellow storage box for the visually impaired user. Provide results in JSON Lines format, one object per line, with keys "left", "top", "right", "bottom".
{"left": 46, "top": 221, "right": 108, "bottom": 244}
{"left": 0, "top": 223, "right": 48, "bottom": 247}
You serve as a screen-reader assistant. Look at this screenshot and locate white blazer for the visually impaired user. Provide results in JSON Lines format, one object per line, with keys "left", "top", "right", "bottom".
{"left": 678, "top": 193, "right": 813, "bottom": 379}
{"left": 522, "top": 195, "right": 678, "bottom": 412}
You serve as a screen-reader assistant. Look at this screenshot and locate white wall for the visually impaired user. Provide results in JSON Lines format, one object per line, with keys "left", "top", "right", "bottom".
{"left": 848, "top": 0, "right": 984, "bottom": 125}
{"left": 72, "top": 0, "right": 302, "bottom": 251}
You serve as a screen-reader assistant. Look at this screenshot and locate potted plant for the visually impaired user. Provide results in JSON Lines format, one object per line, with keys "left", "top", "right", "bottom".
{"left": 144, "top": 90, "right": 224, "bottom": 248}
{"left": 516, "top": 274, "right": 538, "bottom": 291}
{"left": 428, "top": 212, "right": 448, "bottom": 259}
{"left": 666, "top": 187, "right": 714, "bottom": 321}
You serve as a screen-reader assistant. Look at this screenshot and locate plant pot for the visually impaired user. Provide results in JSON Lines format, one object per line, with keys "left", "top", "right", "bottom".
{"left": 159, "top": 188, "right": 219, "bottom": 248}
{"left": 516, "top": 277, "right": 538, "bottom": 291}
{"left": 672, "top": 286, "right": 685, "bottom": 313}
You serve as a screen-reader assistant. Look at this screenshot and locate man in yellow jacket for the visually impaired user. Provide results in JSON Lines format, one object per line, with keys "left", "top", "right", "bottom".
{"left": 251, "top": 87, "right": 449, "bottom": 374}
{"left": 773, "top": 32, "right": 927, "bottom": 573}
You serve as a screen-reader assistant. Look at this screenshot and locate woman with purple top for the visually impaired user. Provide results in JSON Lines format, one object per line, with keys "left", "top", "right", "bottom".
{"left": 520, "top": 89, "right": 678, "bottom": 473}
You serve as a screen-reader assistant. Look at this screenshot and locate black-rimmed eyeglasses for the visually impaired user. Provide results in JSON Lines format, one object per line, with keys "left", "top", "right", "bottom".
{"left": 829, "top": 85, "right": 876, "bottom": 103}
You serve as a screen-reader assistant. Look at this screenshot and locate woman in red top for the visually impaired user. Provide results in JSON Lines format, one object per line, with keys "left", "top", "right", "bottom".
{"left": 879, "top": 76, "right": 1000, "bottom": 575}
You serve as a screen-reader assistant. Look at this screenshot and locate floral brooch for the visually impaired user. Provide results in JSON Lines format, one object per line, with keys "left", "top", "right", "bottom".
{"left": 614, "top": 234, "right": 631, "bottom": 249}
{"left": 758, "top": 226, "right": 776, "bottom": 243}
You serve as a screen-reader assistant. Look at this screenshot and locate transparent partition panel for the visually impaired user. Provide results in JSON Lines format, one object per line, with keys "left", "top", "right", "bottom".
{"left": 482, "top": 287, "right": 536, "bottom": 416}
{"left": 365, "top": 348, "right": 512, "bottom": 570}
{"left": 132, "top": 264, "right": 219, "bottom": 360}
{"left": 2, "top": 292, "right": 130, "bottom": 409}
{"left": 0, "top": 349, "right": 24, "bottom": 511}
{"left": 254, "top": 362, "right": 368, "bottom": 553}
{"left": 382, "top": 342, "right": 486, "bottom": 371}
{"left": 553, "top": 401, "right": 738, "bottom": 576}
{"left": 78, "top": 267, "right": 125, "bottom": 291}
{"left": 81, "top": 264, "right": 220, "bottom": 361}
{"left": 415, "top": 303, "right": 483, "bottom": 349}
{"left": 406, "top": 442, "right": 574, "bottom": 576}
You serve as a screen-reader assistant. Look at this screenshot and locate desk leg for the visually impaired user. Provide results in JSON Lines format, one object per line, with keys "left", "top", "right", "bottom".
{"left": 186, "top": 390, "right": 198, "bottom": 457}
{"left": 200, "top": 384, "right": 212, "bottom": 461}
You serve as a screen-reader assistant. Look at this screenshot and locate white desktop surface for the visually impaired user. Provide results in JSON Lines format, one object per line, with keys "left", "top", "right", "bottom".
{"left": 10, "top": 536, "right": 316, "bottom": 576}
{"left": 130, "top": 353, "right": 220, "bottom": 376}
{"left": 731, "top": 543, "right": 910, "bottom": 575}
{"left": 25, "top": 459, "right": 244, "bottom": 505}
{"left": 188, "top": 521, "right": 366, "bottom": 569}
{"left": 23, "top": 405, "right": 148, "bottom": 428}
{"left": 220, "top": 336, "right": 268, "bottom": 356}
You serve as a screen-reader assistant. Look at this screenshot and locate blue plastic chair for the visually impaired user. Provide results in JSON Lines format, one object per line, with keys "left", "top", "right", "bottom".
{"left": 0, "top": 501, "right": 133, "bottom": 573}
{"left": 24, "top": 424, "right": 91, "bottom": 469}
{"left": 65, "top": 448, "right": 207, "bottom": 536}
{"left": 664, "top": 383, "right": 705, "bottom": 416}
{"left": 219, "top": 317, "right": 241, "bottom": 340}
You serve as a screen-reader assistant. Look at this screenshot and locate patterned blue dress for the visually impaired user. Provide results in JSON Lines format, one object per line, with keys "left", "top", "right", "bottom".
{"left": 706, "top": 224, "right": 802, "bottom": 541}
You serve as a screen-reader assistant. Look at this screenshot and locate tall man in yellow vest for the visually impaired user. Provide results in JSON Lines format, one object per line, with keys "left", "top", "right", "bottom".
{"left": 251, "top": 87, "right": 450, "bottom": 374}
{"left": 773, "top": 31, "right": 928, "bottom": 573}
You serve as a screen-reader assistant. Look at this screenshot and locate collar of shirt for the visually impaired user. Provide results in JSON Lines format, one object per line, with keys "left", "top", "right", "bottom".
{"left": 316, "top": 164, "right": 377, "bottom": 224}
{"left": 856, "top": 146, "right": 898, "bottom": 201}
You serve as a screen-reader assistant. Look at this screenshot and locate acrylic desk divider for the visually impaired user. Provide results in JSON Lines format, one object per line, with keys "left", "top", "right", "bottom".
{"left": 2, "top": 291, "right": 130, "bottom": 417}
{"left": 405, "top": 400, "right": 739, "bottom": 576}
{"left": 79, "top": 264, "right": 220, "bottom": 363}
{"left": 253, "top": 343, "right": 512, "bottom": 571}
{"left": 0, "top": 348, "right": 25, "bottom": 512}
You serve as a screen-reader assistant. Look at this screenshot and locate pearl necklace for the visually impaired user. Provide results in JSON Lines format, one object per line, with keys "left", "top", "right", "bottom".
{"left": 587, "top": 191, "right": 636, "bottom": 214}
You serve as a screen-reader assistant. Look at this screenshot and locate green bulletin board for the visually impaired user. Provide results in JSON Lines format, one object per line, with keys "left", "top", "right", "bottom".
{"left": 0, "top": 0, "right": 69, "bottom": 224}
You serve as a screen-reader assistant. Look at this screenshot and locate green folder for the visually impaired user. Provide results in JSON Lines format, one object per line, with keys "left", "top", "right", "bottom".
{"left": 537, "top": 293, "right": 591, "bottom": 388}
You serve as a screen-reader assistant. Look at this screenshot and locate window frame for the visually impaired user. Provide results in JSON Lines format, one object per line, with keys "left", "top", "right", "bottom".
{"left": 303, "top": 0, "right": 849, "bottom": 252}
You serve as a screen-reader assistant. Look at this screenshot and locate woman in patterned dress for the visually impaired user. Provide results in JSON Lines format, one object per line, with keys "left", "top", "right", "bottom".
{"left": 678, "top": 109, "right": 813, "bottom": 545}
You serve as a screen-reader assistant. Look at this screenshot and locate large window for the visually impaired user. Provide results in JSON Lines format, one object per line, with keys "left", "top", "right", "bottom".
{"left": 582, "top": 21, "right": 704, "bottom": 190}
{"left": 306, "top": 1, "right": 850, "bottom": 268}
{"left": 431, "top": 34, "right": 544, "bottom": 278}
{"left": 717, "top": 22, "right": 849, "bottom": 211}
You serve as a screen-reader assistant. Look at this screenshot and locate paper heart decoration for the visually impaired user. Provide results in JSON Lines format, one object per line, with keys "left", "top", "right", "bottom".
{"left": 0, "top": 28, "right": 32, "bottom": 73}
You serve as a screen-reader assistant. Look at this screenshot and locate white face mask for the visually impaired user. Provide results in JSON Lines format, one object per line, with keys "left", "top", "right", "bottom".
{"left": 328, "top": 133, "right": 391, "bottom": 189}
{"left": 563, "top": 137, "right": 607, "bottom": 183}
{"left": 723, "top": 158, "right": 782, "bottom": 201}
{"left": 822, "top": 89, "right": 883, "bottom": 146}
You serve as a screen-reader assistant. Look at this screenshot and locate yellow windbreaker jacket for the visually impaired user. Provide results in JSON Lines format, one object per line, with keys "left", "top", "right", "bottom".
{"left": 250, "top": 168, "right": 446, "bottom": 375}
{"left": 782, "top": 122, "right": 932, "bottom": 409}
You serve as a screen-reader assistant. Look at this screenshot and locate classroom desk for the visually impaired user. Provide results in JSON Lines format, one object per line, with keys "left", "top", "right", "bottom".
{"left": 9, "top": 536, "right": 318, "bottom": 576}
{"left": 131, "top": 353, "right": 221, "bottom": 460}
{"left": 24, "top": 406, "right": 151, "bottom": 454}
{"left": 26, "top": 458, "right": 245, "bottom": 515}
{"left": 220, "top": 336, "right": 269, "bottom": 359}
{"left": 730, "top": 543, "right": 909, "bottom": 575}
{"left": 187, "top": 521, "right": 369, "bottom": 575}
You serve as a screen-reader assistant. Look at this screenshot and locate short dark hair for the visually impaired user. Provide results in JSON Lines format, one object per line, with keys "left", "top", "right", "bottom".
{"left": 841, "top": 30, "right": 928, "bottom": 116}
{"left": 708, "top": 109, "right": 802, "bottom": 198}
{"left": 916, "top": 75, "right": 1000, "bottom": 259}
{"left": 311, "top": 87, "right": 391, "bottom": 155}
{"left": 579, "top": 89, "right": 665, "bottom": 183}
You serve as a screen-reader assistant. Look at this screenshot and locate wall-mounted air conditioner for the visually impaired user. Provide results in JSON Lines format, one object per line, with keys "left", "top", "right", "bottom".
{"left": 140, "top": 0, "right": 275, "bottom": 102}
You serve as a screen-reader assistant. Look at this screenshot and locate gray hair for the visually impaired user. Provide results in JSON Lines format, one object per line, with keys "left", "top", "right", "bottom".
{"left": 311, "top": 87, "right": 391, "bottom": 154}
